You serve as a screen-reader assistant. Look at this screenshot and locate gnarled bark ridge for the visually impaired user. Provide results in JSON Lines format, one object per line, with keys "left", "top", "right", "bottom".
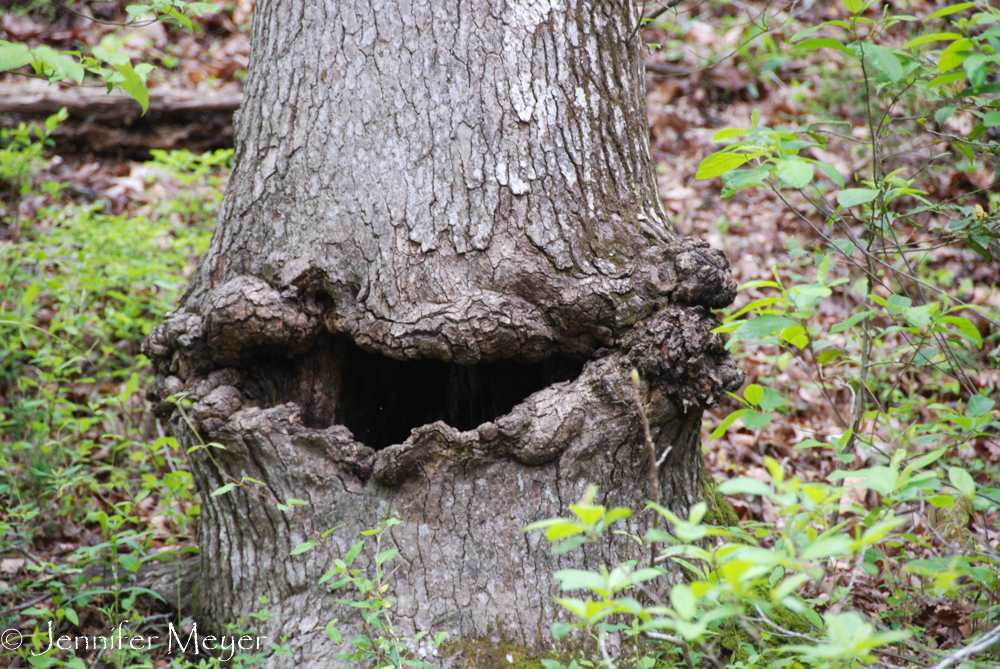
{"left": 145, "top": 1, "right": 743, "bottom": 666}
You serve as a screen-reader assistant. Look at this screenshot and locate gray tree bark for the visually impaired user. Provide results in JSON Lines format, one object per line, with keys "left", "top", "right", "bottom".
{"left": 144, "top": 1, "right": 743, "bottom": 667}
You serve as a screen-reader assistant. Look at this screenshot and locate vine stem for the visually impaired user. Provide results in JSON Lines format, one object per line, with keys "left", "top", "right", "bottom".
{"left": 631, "top": 369, "right": 661, "bottom": 571}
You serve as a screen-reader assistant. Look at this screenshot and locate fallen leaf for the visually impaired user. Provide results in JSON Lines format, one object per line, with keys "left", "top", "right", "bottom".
{"left": 0, "top": 558, "right": 25, "bottom": 575}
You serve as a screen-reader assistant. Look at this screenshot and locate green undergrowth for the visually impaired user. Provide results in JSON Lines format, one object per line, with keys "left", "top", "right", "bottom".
{"left": 0, "top": 111, "right": 228, "bottom": 668}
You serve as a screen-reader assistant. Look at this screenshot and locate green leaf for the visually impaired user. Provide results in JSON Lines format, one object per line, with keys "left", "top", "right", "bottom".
{"left": 713, "top": 128, "right": 749, "bottom": 140}
{"left": 800, "top": 606, "right": 823, "bottom": 629}
{"left": 948, "top": 467, "right": 975, "bottom": 499}
{"left": 344, "top": 540, "right": 365, "bottom": 565}
{"left": 33, "top": 46, "right": 84, "bottom": 84}
{"left": 837, "top": 188, "right": 879, "bottom": 208}
{"left": 963, "top": 54, "right": 988, "bottom": 89}
{"left": 938, "top": 39, "right": 973, "bottom": 71}
{"left": 550, "top": 622, "right": 574, "bottom": 639}
{"left": 903, "top": 447, "right": 947, "bottom": 474}
{"left": 928, "top": 494, "right": 956, "bottom": 508}
{"left": 522, "top": 518, "right": 566, "bottom": 532}
{"left": 744, "top": 384, "right": 764, "bottom": 406}
{"left": 742, "top": 411, "right": 771, "bottom": 429}
{"left": 93, "top": 47, "right": 130, "bottom": 66}
{"left": 813, "top": 161, "right": 845, "bottom": 187}
{"left": 64, "top": 608, "right": 79, "bottom": 626}
{"left": 817, "top": 350, "right": 844, "bottom": 365}
{"left": 121, "top": 372, "right": 140, "bottom": 401}
{"left": 775, "top": 159, "right": 814, "bottom": 189}
{"left": 696, "top": 152, "right": 749, "bottom": 180}
{"left": 376, "top": 548, "right": 398, "bottom": 565}
{"left": 864, "top": 44, "right": 903, "bottom": 82}
{"left": 790, "top": 24, "right": 825, "bottom": 43}
{"left": 671, "top": 583, "right": 696, "bottom": 620}
{"left": 554, "top": 569, "right": 606, "bottom": 593}
{"left": 163, "top": 6, "right": 194, "bottom": 31}
{"left": 603, "top": 507, "right": 633, "bottom": 524}
{"left": 0, "top": 42, "right": 34, "bottom": 72}
{"left": 326, "top": 620, "right": 342, "bottom": 643}
{"left": 717, "top": 477, "right": 771, "bottom": 497}
{"left": 125, "top": 4, "right": 151, "bottom": 19}
{"left": 211, "top": 482, "right": 237, "bottom": 497}
{"left": 831, "top": 309, "right": 876, "bottom": 334}
{"left": 850, "top": 466, "right": 899, "bottom": 495}
{"left": 905, "top": 32, "right": 963, "bottom": 48}
{"left": 758, "top": 387, "right": 787, "bottom": 412}
{"left": 795, "top": 38, "right": 852, "bottom": 55}
{"left": 711, "top": 409, "right": 747, "bottom": 439}
{"left": 552, "top": 537, "right": 589, "bottom": 554}
{"left": 571, "top": 503, "right": 605, "bottom": 525}
{"left": 114, "top": 61, "right": 150, "bottom": 114}
{"left": 722, "top": 165, "right": 771, "bottom": 195}
{"left": 935, "top": 105, "right": 958, "bottom": 124}
{"left": 546, "top": 523, "right": 585, "bottom": 542}
{"left": 799, "top": 535, "right": 851, "bottom": 560}
{"left": 290, "top": 541, "right": 317, "bottom": 556}
{"left": 185, "top": 2, "right": 218, "bottom": 16}
{"left": 839, "top": 0, "right": 863, "bottom": 15}
{"left": 984, "top": 111, "right": 1000, "bottom": 128}
{"left": 974, "top": 488, "right": 1000, "bottom": 511}
{"left": 928, "top": 2, "right": 977, "bottom": 19}
{"left": 734, "top": 315, "right": 798, "bottom": 340}
{"left": 904, "top": 559, "right": 948, "bottom": 576}
{"left": 967, "top": 394, "right": 995, "bottom": 418}
{"left": 902, "top": 304, "right": 936, "bottom": 328}
{"left": 930, "top": 72, "right": 967, "bottom": 87}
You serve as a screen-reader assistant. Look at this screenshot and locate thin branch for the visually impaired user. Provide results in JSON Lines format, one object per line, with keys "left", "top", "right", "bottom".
{"left": 927, "top": 624, "right": 1000, "bottom": 669}
{"left": 598, "top": 626, "right": 617, "bottom": 669}
{"left": 49, "top": 0, "right": 159, "bottom": 27}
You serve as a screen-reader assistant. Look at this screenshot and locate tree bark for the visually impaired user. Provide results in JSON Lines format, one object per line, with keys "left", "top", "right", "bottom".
{"left": 144, "top": 1, "right": 743, "bottom": 666}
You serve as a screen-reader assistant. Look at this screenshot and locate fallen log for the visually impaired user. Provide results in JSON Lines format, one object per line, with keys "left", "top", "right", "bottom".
{"left": 0, "top": 79, "right": 242, "bottom": 156}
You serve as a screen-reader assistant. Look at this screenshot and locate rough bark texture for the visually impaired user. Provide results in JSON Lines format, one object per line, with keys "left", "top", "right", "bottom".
{"left": 144, "top": 1, "right": 743, "bottom": 667}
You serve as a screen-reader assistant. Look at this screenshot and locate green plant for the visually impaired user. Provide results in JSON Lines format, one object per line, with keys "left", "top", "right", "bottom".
{"left": 1, "top": 118, "right": 225, "bottom": 668}
{"left": 526, "top": 481, "right": 915, "bottom": 669}
{"left": 318, "top": 510, "right": 449, "bottom": 668}
{"left": 0, "top": 0, "right": 219, "bottom": 113}
{"left": 687, "top": 0, "right": 1000, "bottom": 665}
{"left": 0, "top": 108, "right": 66, "bottom": 241}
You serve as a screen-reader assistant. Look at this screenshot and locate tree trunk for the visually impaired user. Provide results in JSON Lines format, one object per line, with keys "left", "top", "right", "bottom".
{"left": 144, "top": 0, "right": 743, "bottom": 666}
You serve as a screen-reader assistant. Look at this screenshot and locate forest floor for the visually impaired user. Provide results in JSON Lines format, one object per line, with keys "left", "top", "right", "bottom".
{"left": 1, "top": 0, "right": 999, "bottom": 667}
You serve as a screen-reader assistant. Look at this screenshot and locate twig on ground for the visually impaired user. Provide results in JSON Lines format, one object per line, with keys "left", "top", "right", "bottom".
{"left": 4, "top": 591, "right": 53, "bottom": 615}
{"left": 927, "top": 624, "right": 1000, "bottom": 669}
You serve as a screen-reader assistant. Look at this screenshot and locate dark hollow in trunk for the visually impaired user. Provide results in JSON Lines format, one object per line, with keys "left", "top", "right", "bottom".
{"left": 246, "top": 335, "right": 585, "bottom": 448}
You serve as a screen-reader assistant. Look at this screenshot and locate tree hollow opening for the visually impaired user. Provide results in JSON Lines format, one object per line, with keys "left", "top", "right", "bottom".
{"left": 245, "top": 335, "right": 586, "bottom": 450}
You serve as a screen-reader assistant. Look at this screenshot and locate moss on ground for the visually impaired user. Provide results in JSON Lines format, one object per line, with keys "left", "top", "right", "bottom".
{"left": 439, "top": 627, "right": 602, "bottom": 669}
{"left": 440, "top": 636, "right": 546, "bottom": 669}
{"left": 700, "top": 464, "right": 741, "bottom": 529}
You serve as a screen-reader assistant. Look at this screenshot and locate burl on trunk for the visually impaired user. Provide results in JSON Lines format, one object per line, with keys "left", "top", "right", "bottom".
{"left": 144, "top": 0, "right": 742, "bottom": 665}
